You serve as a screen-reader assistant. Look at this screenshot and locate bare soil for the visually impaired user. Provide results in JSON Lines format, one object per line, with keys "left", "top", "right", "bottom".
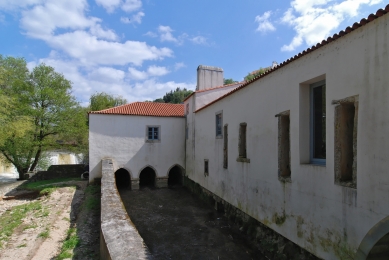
{"left": 120, "top": 186, "right": 266, "bottom": 260}
{"left": 0, "top": 180, "right": 100, "bottom": 260}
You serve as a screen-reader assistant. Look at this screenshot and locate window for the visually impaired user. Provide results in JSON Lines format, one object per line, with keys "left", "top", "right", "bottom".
{"left": 216, "top": 112, "right": 222, "bottom": 137}
{"left": 277, "top": 111, "right": 290, "bottom": 179}
{"left": 237, "top": 123, "right": 250, "bottom": 163}
{"left": 185, "top": 124, "right": 188, "bottom": 140}
{"left": 204, "top": 159, "right": 209, "bottom": 176}
{"left": 146, "top": 126, "right": 160, "bottom": 142}
{"left": 223, "top": 124, "right": 228, "bottom": 169}
{"left": 186, "top": 103, "right": 190, "bottom": 115}
{"left": 310, "top": 80, "right": 326, "bottom": 164}
{"left": 333, "top": 95, "right": 358, "bottom": 188}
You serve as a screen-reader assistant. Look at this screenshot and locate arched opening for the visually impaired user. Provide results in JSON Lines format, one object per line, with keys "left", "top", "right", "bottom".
{"left": 367, "top": 233, "right": 389, "bottom": 259}
{"left": 115, "top": 168, "right": 131, "bottom": 189}
{"left": 139, "top": 167, "right": 156, "bottom": 188}
{"left": 168, "top": 165, "right": 183, "bottom": 187}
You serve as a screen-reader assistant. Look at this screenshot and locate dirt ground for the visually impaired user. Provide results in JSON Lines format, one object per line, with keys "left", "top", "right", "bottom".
{"left": 0, "top": 180, "right": 100, "bottom": 260}
{"left": 120, "top": 186, "right": 266, "bottom": 260}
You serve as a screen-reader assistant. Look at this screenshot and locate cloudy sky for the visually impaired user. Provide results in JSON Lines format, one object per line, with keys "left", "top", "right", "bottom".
{"left": 0, "top": 0, "right": 384, "bottom": 105}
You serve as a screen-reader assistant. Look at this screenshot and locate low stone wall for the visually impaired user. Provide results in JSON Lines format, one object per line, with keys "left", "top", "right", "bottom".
{"left": 29, "top": 164, "right": 86, "bottom": 181}
{"left": 100, "top": 158, "right": 151, "bottom": 260}
{"left": 183, "top": 176, "right": 319, "bottom": 260}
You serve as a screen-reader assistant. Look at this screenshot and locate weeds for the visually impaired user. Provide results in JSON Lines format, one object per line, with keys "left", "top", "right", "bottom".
{"left": 0, "top": 201, "right": 42, "bottom": 248}
{"left": 84, "top": 185, "right": 100, "bottom": 210}
{"left": 56, "top": 228, "right": 79, "bottom": 260}
{"left": 38, "top": 228, "right": 50, "bottom": 238}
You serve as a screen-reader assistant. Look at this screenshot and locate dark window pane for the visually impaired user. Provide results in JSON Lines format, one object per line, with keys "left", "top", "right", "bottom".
{"left": 313, "top": 85, "right": 326, "bottom": 159}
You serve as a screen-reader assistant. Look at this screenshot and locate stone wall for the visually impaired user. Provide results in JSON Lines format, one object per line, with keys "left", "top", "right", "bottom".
{"left": 184, "top": 176, "right": 318, "bottom": 260}
{"left": 29, "top": 164, "right": 86, "bottom": 181}
{"left": 100, "top": 158, "right": 151, "bottom": 260}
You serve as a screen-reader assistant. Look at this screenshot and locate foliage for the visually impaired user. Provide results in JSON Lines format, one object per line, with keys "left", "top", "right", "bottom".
{"left": 153, "top": 87, "right": 193, "bottom": 104}
{"left": 244, "top": 67, "right": 268, "bottom": 81}
{"left": 84, "top": 185, "right": 101, "bottom": 210}
{"left": 0, "top": 57, "right": 88, "bottom": 179}
{"left": 0, "top": 201, "right": 42, "bottom": 248}
{"left": 224, "top": 78, "right": 238, "bottom": 85}
{"left": 57, "top": 228, "right": 80, "bottom": 259}
{"left": 89, "top": 92, "right": 127, "bottom": 112}
{"left": 20, "top": 177, "right": 78, "bottom": 192}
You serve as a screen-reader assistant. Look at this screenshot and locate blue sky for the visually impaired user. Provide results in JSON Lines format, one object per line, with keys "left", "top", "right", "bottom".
{"left": 0, "top": 0, "right": 384, "bottom": 105}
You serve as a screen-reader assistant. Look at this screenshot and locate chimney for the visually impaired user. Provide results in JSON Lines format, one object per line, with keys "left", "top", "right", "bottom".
{"left": 196, "top": 65, "right": 223, "bottom": 91}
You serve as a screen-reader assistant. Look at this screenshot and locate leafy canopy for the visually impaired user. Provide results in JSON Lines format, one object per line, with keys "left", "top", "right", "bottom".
{"left": 89, "top": 92, "right": 127, "bottom": 112}
{"left": 153, "top": 87, "right": 193, "bottom": 104}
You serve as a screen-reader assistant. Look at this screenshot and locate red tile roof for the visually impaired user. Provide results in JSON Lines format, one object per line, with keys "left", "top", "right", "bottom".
{"left": 89, "top": 102, "right": 184, "bottom": 117}
{"left": 183, "top": 81, "right": 244, "bottom": 102}
{"left": 195, "top": 4, "right": 389, "bottom": 113}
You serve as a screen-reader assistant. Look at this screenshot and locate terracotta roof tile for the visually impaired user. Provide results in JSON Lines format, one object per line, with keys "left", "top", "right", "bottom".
{"left": 195, "top": 4, "right": 389, "bottom": 113}
{"left": 89, "top": 102, "right": 184, "bottom": 117}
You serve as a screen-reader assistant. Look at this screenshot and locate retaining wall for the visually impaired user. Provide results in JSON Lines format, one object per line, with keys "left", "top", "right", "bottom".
{"left": 100, "top": 158, "right": 151, "bottom": 260}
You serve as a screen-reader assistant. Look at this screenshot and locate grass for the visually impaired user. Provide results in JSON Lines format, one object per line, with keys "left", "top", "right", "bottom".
{"left": 0, "top": 201, "right": 42, "bottom": 248}
{"left": 17, "top": 243, "right": 27, "bottom": 248}
{"left": 34, "top": 206, "right": 50, "bottom": 218}
{"left": 20, "top": 178, "right": 79, "bottom": 194}
{"left": 84, "top": 185, "right": 100, "bottom": 210}
{"left": 38, "top": 228, "right": 50, "bottom": 238}
{"left": 56, "top": 228, "right": 80, "bottom": 260}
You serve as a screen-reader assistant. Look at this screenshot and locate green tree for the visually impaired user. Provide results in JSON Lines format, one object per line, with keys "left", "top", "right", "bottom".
{"left": 0, "top": 62, "right": 87, "bottom": 179}
{"left": 223, "top": 78, "right": 237, "bottom": 85}
{"left": 90, "top": 92, "right": 127, "bottom": 112}
{"left": 154, "top": 87, "right": 193, "bottom": 104}
{"left": 244, "top": 67, "right": 268, "bottom": 82}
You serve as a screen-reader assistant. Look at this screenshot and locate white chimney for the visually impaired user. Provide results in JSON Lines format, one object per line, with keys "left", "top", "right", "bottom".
{"left": 196, "top": 65, "right": 223, "bottom": 91}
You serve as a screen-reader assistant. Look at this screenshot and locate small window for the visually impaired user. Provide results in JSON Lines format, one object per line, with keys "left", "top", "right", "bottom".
{"left": 239, "top": 123, "right": 247, "bottom": 158}
{"left": 277, "top": 111, "right": 291, "bottom": 180}
{"left": 146, "top": 126, "right": 160, "bottom": 142}
{"left": 310, "top": 80, "right": 326, "bottom": 164}
{"left": 204, "top": 159, "right": 209, "bottom": 176}
{"left": 216, "top": 112, "right": 223, "bottom": 137}
{"left": 223, "top": 124, "right": 228, "bottom": 169}
{"left": 185, "top": 124, "right": 188, "bottom": 140}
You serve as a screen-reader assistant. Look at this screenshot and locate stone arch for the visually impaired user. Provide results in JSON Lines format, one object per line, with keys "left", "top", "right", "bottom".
{"left": 114, "top": 168, "right": 131, "bottom": 189}
{"left": 139, "top": 165, "right": 157, "bottom": 188}
{"left": 355, "top": 216, "right": 389, "bottom": 259}
{"left": 168, "top": 164, "right": 185, "bottom": 187}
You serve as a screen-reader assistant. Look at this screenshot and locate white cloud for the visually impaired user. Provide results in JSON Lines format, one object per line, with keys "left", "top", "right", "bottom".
{"left": 255, "top": 11, "right": 276, "bottom": 33}
{"left": 128, "top": 67, "right": 148, "bottom": 80}
{"left": 174, "top": 62, "right": 186, "bottom": 71}
{"left": 281, "top": 0, "right": 383, "bottom": 51}
{"left": 88, "top": 67, "right": 125, "bottom": 83}
{"left": 144, "top": 31, "right": 157, "bottom": 37}
{"left": 16, "top": 0, "right": 172, "bottom": 66}
{"left": 128, "top": 65, "right": 170, "bottom": 80}
{"left": 0, "top": 0, "right": 43, "bottom": 10}
{"left": 95, "top": 0, "right": 121, "bottom": 13}
{"left": 121, "top": 11, "right": 144, "bottom": 24}
{"left": 132, "top": 79, "right": 195, "bottom": 101}
{"left": 121, "top": 0, "right": 142, "bottom": 13}
{"left": 89, "top": 24, "right": 118, "bottom": 40}
{"left": 158, "top": 25, "right": 179, "bottom": 43}
{"left": 147, "top": 65, "right": 169, "bottom": 77}
{"left": 190, "top": 36, "right": 207, "bottom": 45}
{"left": 48, "top": 31, "right": 172, "bottom": 66}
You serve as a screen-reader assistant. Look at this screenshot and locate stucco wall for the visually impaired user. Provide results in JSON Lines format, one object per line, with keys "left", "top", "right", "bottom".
{"left": 89, "top": 114, "right": 185, "bottom": 182}
{"left": 189, "top": 15, "right": 389, "bottom": 259}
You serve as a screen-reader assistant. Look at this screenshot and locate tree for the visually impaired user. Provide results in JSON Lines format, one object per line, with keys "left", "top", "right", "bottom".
{"left": 244, "top": 67, "right": 268, "bottom": 82}
{"left": 90, "top": 92, "right": 127, "bottom": 112}
{"left": 224, "top": 78, "right": 237, "bottom": 85}
{"left": 153, "top": 87, "right": 193, "bottom": 104}
{"left": 0, "top": 61, "right": 87, "bottom": 179}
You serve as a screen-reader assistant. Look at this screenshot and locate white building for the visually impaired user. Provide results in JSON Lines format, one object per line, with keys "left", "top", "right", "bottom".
{"left": 89, "top": 6, "right": 389, "bottom": 259}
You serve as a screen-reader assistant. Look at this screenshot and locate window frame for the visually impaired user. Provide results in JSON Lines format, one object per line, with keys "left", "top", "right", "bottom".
{"left": 146, "top": 125, "right": 161, "bottom": 143}
{"left": 215, "top": 111, "right": 223, "bottom": 138}
{"left": 310, "top": 80, "right": 326, "bottom": 165}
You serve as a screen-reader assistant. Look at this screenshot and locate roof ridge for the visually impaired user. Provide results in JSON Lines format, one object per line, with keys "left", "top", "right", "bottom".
{"left": 195, "top": 4, "right": 389, "bottom": 113}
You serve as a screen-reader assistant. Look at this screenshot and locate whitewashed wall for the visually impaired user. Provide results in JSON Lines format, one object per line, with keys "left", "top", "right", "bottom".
{"left": 89, "top": 114, "right": 185, "bottom": 181}
{"left": 189, "top": 15, "right": 389, "bottom": 259}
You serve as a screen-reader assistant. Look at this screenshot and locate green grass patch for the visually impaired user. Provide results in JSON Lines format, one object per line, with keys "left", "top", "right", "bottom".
{"left": 84, "top": 185, "right": 101, "bottom": 211}
{"left": 38, "top": 228, "right": 50, "bottom": 238}
{"left": 20, "top": 178, "right": 79, "bottom": 192}
{"left": 0, "top": 201, "right": 42, "bottom": 248}
{"left": 17, "top": 243, "right": 27, "bottom": 248}
{"left": 56, "top": 228, "right": 79, "bottom": 260}
{"left": 23, "top": 224, "right": 37, "bottom": 230}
